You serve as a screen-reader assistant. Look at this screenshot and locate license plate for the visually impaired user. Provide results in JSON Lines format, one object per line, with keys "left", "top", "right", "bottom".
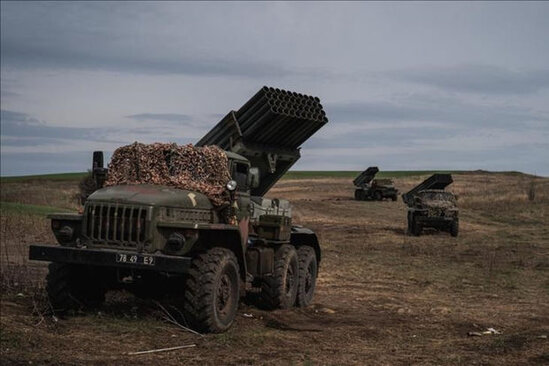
{"left": 116, "top": 253, "right": 155, "bottom": 266}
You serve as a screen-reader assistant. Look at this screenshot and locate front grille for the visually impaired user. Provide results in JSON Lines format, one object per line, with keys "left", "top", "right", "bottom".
{"left": 84, "top": 203, "right": 151, "bottom": 247}
{"left": 161, "top": 208, "right": 212, "bottom": 223}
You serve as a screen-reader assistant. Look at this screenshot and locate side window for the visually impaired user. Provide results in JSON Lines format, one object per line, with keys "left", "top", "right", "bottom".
{"left": 233, "top": 163, "right": 249, "bottom": 192}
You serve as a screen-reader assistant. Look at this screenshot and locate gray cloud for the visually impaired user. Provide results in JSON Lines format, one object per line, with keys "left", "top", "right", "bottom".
{"left": 1, "top": 110, "right": 108, "bottom": 140}
{"left": 1, "top": 39, "right": 291, "bottom": 78}
{"left": 394, "top": 65, "right": 549, "bottom": 94}
{"left": 325, "top": 94, "right": 547, "bottom": 129}
{"left": 0, "top": 110, "right": 126, "bottom": 150}
{"left": 126, "top": 113, "right": 194, "bottom": 123}
{"left": 126, "top": 112, "right": 222, "bottom": 133}
{"left": 1, "top": 2, "right": 548, "bottom": 176}
{"left": 0, "top": 2, "right": 293, "bottom": 78}
{"left": 297, "top": 143, "right": 548, "bottom": 175}
{"left": 0, "top": 90, "right": 19, "bottom": 98}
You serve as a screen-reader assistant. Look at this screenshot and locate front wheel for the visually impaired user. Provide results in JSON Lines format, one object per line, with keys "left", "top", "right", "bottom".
{"left": 406, "top": 213, "right": 414, "bottom": 236}
{"left": 450, "top": 220, "right": 459, "bottom": 237}
{"left": 46, "top": 263, "right": 106, "bottom": 313}
{"left": 183, "top": 248, "right": 240, "bottom": 333}
{"left": 296, "top": 246, "right": 318, "bottom": 307}
{"left": 374, "top": 191, "right": 382, "bottom": 201}
{"left": 391, "top": 195, "right": 397, "bottom": 201}
{"left": 260, "top": 245, "right": 299, "bottom": 309}
{"left": 408, "top": 215, "right": 422, "bottom": 236}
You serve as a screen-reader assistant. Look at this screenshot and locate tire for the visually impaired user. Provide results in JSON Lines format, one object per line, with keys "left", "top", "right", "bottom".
{"left": 391, "top": 195, "right": 397, "bottom": 201}
{"left": 450, "top": 220, "right": 459, "bottom": 237}
{"left": 413, "top": 219, "right": 422, "bottom": 236}
{"left": 408, "top": 214, "right": 421, "bottom": 236}
{"left": 406, "top": 212, "right": 414, "bottom": 236}
{"left": 261, "top": 245, "right": 299, "bottom": 310}
{"left": 354, "top": 189, "right": 361, "bottom": 200}
{"left": 296, "top": 246, "right": 318, "bottom": 307}
{"left": 46, "top": 263, "right": 106, "bottom": 313}
{"left": 183, "top": 247, "right": 240, "bottom": 333}
{"left": 374, "top": 191, "right": 382, "bottom": 201}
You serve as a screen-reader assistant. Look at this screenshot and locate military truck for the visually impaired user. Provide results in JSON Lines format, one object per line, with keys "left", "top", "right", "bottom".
{"left": 354, "top": 167, "right": 398, "bottom": 201}
{"left": 402, "top": 174, "right": 459, "bottom": 237}
{"left": 29, "top": 86, "right": 328, "bottom": 333}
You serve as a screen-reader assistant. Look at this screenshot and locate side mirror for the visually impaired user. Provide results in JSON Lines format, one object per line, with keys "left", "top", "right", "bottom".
{"left": 248, "top": 167, "right": 260, "bottom": 189}
{"left": 93, "top": 151, "right": 104, "bottom": 169}
{"left": 92, "top": 151, "right": 108, "bottom": 188}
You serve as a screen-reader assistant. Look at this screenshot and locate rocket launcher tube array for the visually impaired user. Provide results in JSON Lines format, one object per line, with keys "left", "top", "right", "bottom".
{"left": 197, "top": 86, "right": 329, "bottom": 197}
{"left": 401, "top": 174, "right": 454, "bottom": 206}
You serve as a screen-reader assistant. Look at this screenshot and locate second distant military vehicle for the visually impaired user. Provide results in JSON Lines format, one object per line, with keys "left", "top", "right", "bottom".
{"left": 354, "top": 167, "right": 398, "bottom": 201}
{"left": 402, "top": 174, "right": 459, "bottom": 237}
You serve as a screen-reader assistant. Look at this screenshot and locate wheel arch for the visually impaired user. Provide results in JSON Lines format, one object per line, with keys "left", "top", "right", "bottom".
{"left": 195, "top": 229, "right": 247, "bottom": 281}
{"left": 290, "top": 227, "right": 321, "bottom": 266}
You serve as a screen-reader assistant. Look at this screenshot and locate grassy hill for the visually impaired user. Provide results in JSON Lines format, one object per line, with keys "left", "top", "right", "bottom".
{"left": 1, "top": 170, "right": 467, "bottom": 183}
{"left": 0, "top": 172, "right": 88, "bottom": 183}
{"left": 2, "top": 169, "right": 536, "bottom": 184}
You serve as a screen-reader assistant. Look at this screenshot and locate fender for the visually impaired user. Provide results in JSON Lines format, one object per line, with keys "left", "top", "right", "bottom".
{"left": 157, "top": 222, "right": 247, "bottom": 280}
{"left": 195, "top": 228, "right": 247, "bottom": 281}
{"left": 290, "top": 226, "right": 321, "bottom": 265}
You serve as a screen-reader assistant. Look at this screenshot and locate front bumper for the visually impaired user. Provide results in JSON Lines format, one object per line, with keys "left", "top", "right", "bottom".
{"left": 416, "top": 216, "right": 456, "bottom": 226}
{"left": 29, "top": 245, "right": 191, "bottom": 274}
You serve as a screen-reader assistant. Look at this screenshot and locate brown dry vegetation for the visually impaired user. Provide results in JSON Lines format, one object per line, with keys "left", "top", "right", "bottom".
{"left": 1, "top": 172, "right": 548, "bottom": 365}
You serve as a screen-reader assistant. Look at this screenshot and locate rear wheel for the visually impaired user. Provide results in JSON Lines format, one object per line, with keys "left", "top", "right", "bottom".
{"left": 450, "top": 220, "right": 459, "bottom": 237}
{"left": 261, "top": 245, "right": 299, "bottom": 309}
{"left": 413, "top": 219, "right": 422, "bottom": 236}
{"left": 391, "top": 195, "right": 397, "bottom": 201}
{"left": 354, "top": 189, "right": 361, "bottom": 200}
{"left": 46, "top": 263, "right": 106, "bottom": 313}
{"left": 374, "top": 191, "right": 382, "bottom": 201}
{"left": 296, "top": 246, "right": 318, "bottom": 307}
{"left": 183, "top": 248, "right": 240, "bottom": 333}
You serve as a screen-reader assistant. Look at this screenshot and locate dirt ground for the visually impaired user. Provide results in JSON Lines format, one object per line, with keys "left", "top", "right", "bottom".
{"left": 1, "top": 172, "right": 548, "bottom": 365}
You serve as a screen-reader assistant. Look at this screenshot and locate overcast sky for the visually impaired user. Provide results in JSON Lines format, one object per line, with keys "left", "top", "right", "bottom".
{"left": 1, "top": 1, "right": 548, "bottom": 176}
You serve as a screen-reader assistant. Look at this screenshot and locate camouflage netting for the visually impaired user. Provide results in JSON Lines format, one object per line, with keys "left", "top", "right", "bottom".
{"left": 105, "top": 142, "right": 231, "bottom": 207}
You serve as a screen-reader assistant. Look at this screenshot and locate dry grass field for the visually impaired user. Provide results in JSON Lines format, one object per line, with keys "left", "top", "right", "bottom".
{"left": 1, "top": 172, "right": 548, "bottom": 365}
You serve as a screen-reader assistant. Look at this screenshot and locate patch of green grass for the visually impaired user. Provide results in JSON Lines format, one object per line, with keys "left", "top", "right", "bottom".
{"left": 1, "top": 169, "right": 534, "bottom": 183}
{"left": 282, "top": 170, "right": 464, "bottom": 180}
{"left": 0, "top": 202, "right": 72, "bottom": 216}
{"left": 0, "top": 172, "right": 87, "bottom": 183}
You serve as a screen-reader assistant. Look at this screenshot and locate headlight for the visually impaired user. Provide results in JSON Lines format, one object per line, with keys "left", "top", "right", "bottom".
{"left": 226, "top": 180, "right": 237, "bottom": 191}
{"left": 165, "top": 232, "right": 186, "bottom": 252}
{"left": 52, "top": 220, "right": 77, "bottom": 245}
{"left": 58, "top": 226, "right": 74, "bottom": 241}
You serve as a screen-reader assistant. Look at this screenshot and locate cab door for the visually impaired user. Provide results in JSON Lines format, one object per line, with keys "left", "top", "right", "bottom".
{"left": 231, "top": 161, "right": 252, "bottom": 243}
{"left": 231, "top": 161, "right": 252, "bottom": 221}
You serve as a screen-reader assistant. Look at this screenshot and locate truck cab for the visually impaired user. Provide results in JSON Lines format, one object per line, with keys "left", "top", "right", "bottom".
{"left": 402, "top": 174, "right": 459, "bottom": 237}
{"left": 354, "top": 166, "right": 398, "bottom": 201}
